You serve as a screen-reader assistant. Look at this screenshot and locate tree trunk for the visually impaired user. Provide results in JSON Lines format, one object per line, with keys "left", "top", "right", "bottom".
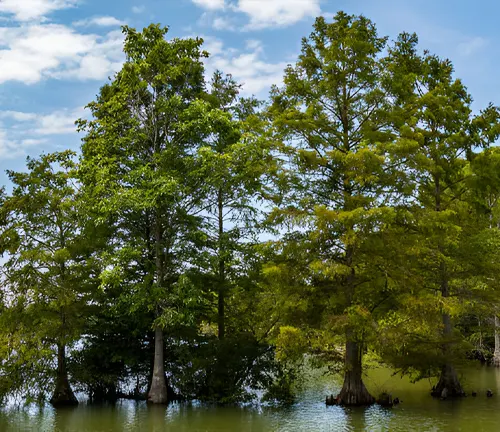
{"left": 218, "top": 274, "right": 225, "bottom": 340}
{"left": 217, "top": 188, "right": 225, "bottom": 340}
{"left": 433, "top": 258, "right": 464, "bottom": 397}
{"left": 147, "top": 211, "right": 168, "bottom": 404}
{"left": 147, "top": 327, "right": 168, "bottom": 404}
{"left": 431, "top": 309, "right": 464, "bottom": 397}
{"left": 432, "top": 363, "right": 464, "bottom": 397}
{"left": 50, "top": 343, "right": 78, "bottom": 407}
{"left": 432, "top": 177, "right": 464, "bottom": 397}
{"left": 336, "top": 339, "right": 374, "bottom": 406}
{"left": 493, "top": 316, "right": 500, "bottom": 366}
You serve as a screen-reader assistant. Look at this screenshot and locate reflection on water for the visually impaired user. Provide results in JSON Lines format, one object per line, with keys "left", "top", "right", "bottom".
{"left": 2, "top": 365, "right": 500, "bottom": 431}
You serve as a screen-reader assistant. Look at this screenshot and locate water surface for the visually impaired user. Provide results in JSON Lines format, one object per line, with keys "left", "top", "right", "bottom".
{"left": 2, "top": 365, "right": 500, "bottom": 431}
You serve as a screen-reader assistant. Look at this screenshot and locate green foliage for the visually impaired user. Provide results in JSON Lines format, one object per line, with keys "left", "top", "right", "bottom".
{"left": 1, "top": 12, "right": 500, "bottom": 407}
{"left": 0, "top": 151, "right": 100, "bottom": 401}
{"left": 377, "top": 32, "right": 500, "bottom": 379}
{"left": 265, "top": 13, "right": 399, "bottom": 387}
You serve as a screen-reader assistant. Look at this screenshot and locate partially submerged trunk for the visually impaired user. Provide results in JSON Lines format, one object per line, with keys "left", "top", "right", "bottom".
{"left": 432, "top": 309, "right": 464, "bottom": 397}
{"left": 336, "top": 339, "right": 375, "bottom": 406}
{"left": 432, "top": 362, "right": 464, "bottom": 398}
{"left": 147, "top": 327, "right": 168, "bottom": 404}
{"left": 50, "top": 343, "right": 78, "bottom": 407}
{"left": 434, "top": 257, "right": 464, "bottom": 397}
{"left": 147, "top": 212, "right": 168, "bottom": 404}
{"left": 493, "top": 316, "right": 500, "bottom": 366}
{"left": 432, "top": 180, "right": 464, "bottom": 398}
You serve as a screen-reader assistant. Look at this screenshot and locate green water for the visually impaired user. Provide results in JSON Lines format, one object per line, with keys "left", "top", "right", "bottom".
{"left": 2, "top": 365, "right": 500, "bottom": 431}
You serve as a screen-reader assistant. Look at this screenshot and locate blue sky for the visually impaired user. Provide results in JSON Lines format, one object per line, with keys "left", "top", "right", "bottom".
{"left": 0, "top": 0, "right": 497, "bottom": 186}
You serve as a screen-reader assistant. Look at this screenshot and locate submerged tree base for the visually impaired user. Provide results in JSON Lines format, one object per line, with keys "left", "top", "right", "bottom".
{"left": 431, "top": 364, "right": 465, "bottom": 398}
{"left": 336, "top": 387, "right": 375, "bottom": 406}
{"left": 147, "top": 389, "right": 168, "bottom": 404}
{"left": 50, "top": 386, "right": 78, "bottom": 407}
{"left": 147, "top": 327, "right": 169, "bottom": 404}
{"left": 335, "top": 375, "right": 375, "bottom": 406}
{"left": 147, "top": 379, "right": 169, "bottom": 404}
{"left": 335, "top": 340, "right": 375, "bottom": 406}
{"left": 493, "top": 352, "right": 500, "bottom": 367}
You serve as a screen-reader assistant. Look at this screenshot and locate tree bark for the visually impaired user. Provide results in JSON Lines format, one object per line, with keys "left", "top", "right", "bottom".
{"left": 433, "top": 292, "right": 464, "bottom": 396}
{"left": 50, "top": 343, "right": 78, "bottom": 407}
{"left": 493, "top": 316, "right": 500, "bottom": 366}
{"left": 336, "top": 338, "right": 375, "bottom": 406}
{"left": 432, "top": 176, "right": 464, "bottom": 397}
{"left": 492, "top": 211, "right": 500, "bottom": 367}
{"left": 147, "top": 213, "right": 168, "bottom": 404}
{"left": 217, "top": 188, "right": 225, "bottom": 340}
{"left": 147, "top": 327, "right": 168, "bottom": 404}
{"left": 432, "top": 363, "right": 464, "bottom": 397}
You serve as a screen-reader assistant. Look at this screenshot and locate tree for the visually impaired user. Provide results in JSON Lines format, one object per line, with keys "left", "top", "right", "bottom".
{"left": 199, "top": 71, "right": 269, "bottom": 340}
{"left": 77, "top": 24, "right": 228, "bottom": 404}
{"left": 0, "top": 151, "right": 98, "bottom": 406}
{"left": 382, "top": 32, "right": 500, "bottom": 396}
{"left": 267, "top": 13, "right": 395, "bottom": 406}
{"left": 68, "top": 271, "right": 155, "bottom": 403}
{"left": 159, "top": 70, "right": 283, "bottom": 403}
{"left": 466, "top": 148, "right": 500, "bottom": 365}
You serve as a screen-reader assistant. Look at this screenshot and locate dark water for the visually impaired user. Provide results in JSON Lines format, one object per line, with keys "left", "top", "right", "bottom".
{"left": 2, "top": 365, "right": 500, "bottom": 431}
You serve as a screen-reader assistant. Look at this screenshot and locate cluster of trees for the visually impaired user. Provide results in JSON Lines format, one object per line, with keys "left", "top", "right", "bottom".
{"left": 1, "top": 12, "right": 500, "bottom": 407}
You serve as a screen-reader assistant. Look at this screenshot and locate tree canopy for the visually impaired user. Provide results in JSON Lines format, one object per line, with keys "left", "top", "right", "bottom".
{"left": 0, "top": 13, "right": 500, "bottom": 408}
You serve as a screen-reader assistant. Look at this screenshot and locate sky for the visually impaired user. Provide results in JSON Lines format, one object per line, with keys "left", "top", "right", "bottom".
{"left": 0, "top": 0, "right": 497, "bottom": 186}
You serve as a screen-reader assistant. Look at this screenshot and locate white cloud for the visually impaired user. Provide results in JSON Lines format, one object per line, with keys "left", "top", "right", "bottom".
{"left": 0, "top": 107, "right": 85, "bottom": 135}
{"left": 194, "top": 0, "right": 320, "bottom": 32}
{"left": 212, "top": 16, "right": 235, "bottom": 31}
{"left": 0, "top": 25, "right": 124, "bottom": 84}
{"left": 184, "top": 33, "right": 286, "bottom": 95}
{"left": 201, "top": 35, "right": 225, "bottom": 56}
{"left": 35, "top": 109, "right": 84, "bottom": 135}
{"left": 235, "top": 0, "right": 320, "bottom": 29}
{"left": 132, "top": 5, "right": 145, "bottom": 14}
{"left": 0, "top": 0, "right": 77, "bottom": 22}
{"left": 197, "top": 12, "right": 235, "bottom": 31}
{"left": 0, "top": 107, "right": 86, "bottom": 158}
{"left": 56, "top": 29, "right": 124, "bottom": 80}
{"left": 21, "top": 138, "right": 48, "bottom": 147}
{"left": 0, "top": 111, "right": 38, "bottom": 122}
{"left": 457, "top": 36, "right": 487, "bottom": 57}
{"left": 0, "top": 129, "right": 24, "bottom": 159}
{"left": 203, "top": 36, "right": 287, "bottom": 95}
{"left": 192, "top": 0, "right": 225, "bottom": 11}
{"left": 73, "top": 16, "right": 125, "bottom": 28}
{"left": 245, "top": 39, "right": 261, "bottom": 50}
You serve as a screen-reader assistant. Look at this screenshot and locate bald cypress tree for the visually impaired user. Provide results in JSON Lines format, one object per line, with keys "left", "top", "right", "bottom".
{"left": 268, "top": 13, "right": 394, "bottom": 406}
{"left": 384, "top": 32, "right": 500, "bottom": 397}
{"left": 78, "top": 25, "right": 228, "bottom": 404}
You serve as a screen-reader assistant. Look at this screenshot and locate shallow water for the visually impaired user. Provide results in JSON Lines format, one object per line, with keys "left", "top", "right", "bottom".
{"left": 2, "top": 365, "right": 500, "bottom": 431}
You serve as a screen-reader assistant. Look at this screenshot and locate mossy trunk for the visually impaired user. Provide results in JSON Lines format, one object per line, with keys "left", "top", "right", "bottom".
{"left": 336, "top": 339, "right": 375, "bottom": 406}
{"left": 50, "top": 343, "right": 78, "bottom": 407}
{"left": 147, "top": 327, "right": 168, "bottom": 404}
